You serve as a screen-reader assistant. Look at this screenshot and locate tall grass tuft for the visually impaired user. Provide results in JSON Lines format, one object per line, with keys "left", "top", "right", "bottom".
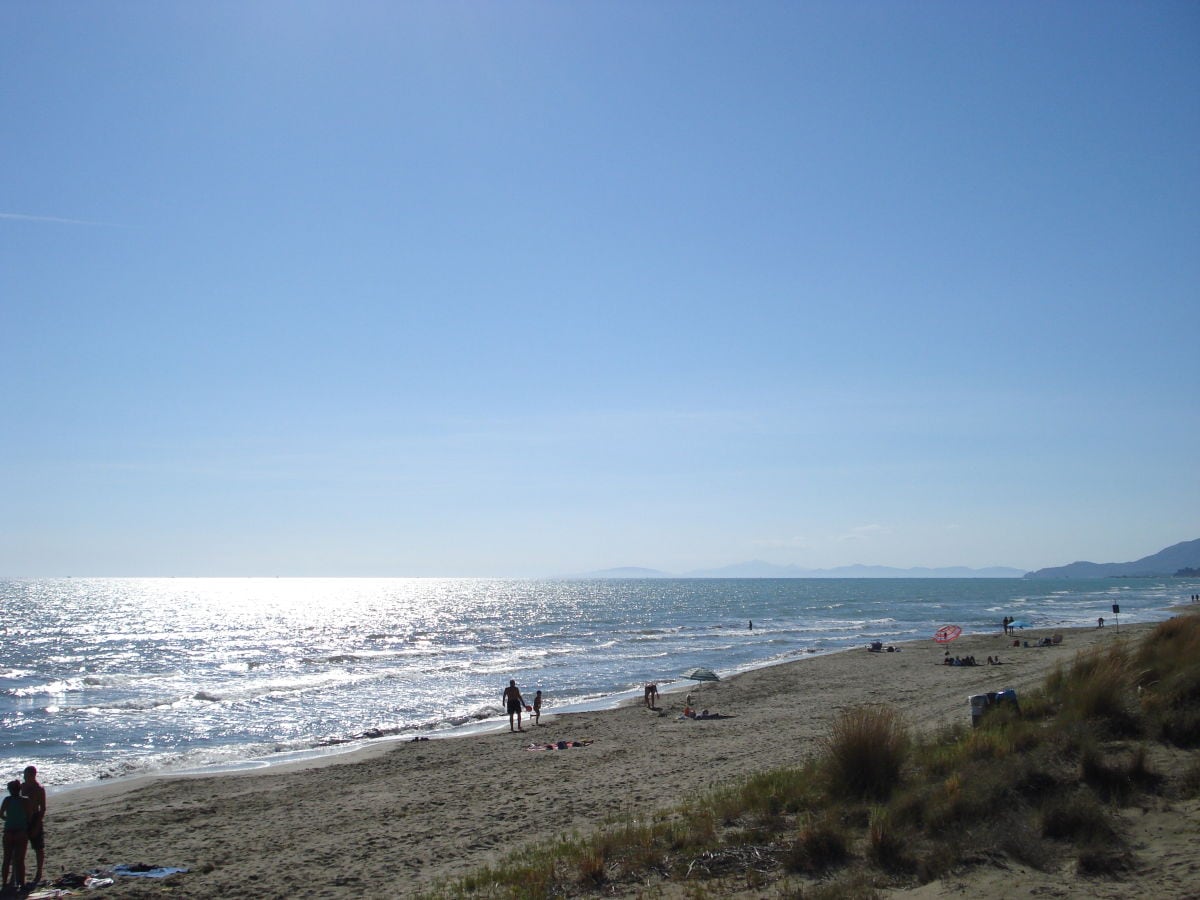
{"left": 1136, "top": 614, "right": 1200, "bottom": 746}
{"left": 866, "top": 806, "right": 912, "bottom": 872}
{"left": 995, "top": 814, "right": 1054, "bottom": 871}
{"left": 1040, "top": 789, "right": 1117, "bottom": 843}
{"left": 785, "top": 812, "right": 851, "bottom": 873}
{"left": 576, "top": 846, "right": 607, "bottom": 886}
{"left": 1076, "top": 842, "right": 1134, "bottom": 876}
{"left": 1054, "top": 645, "right": 1141, "bottom": 735}
{"left": 716, "top": 764, "right": 820, "bottom": 823}
{"left": 1134, "top": 615, "right": 1200, "bottom": 690}
{"left": 1178, "top": 755, "right": 1200, "bottom": 799}
{"left": 821, "top": 705, "right": 910, "bottom": 801}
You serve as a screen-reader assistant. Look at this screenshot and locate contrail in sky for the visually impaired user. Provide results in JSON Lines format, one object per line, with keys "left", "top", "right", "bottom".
{"left": 1, "top": 211, "right": 122, "bottom": 227}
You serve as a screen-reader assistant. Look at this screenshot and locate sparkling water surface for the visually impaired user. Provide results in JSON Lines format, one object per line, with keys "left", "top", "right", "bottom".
{"left": 1, "top": 576, "right": 1192, "bottom": 788}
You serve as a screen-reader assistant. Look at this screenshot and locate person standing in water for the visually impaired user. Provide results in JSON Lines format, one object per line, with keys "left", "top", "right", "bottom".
{"left": 502, "top": 679, "right": 526, "bottom": 732}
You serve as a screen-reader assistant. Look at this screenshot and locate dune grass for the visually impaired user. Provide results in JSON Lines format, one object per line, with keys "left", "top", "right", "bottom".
{"left": 426, "top": 613, "right": 1200, "bottom": 898}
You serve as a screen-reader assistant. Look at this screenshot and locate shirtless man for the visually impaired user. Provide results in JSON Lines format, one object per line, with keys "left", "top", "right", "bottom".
{"left": 21, "top": 767, "right": 45, "bottom": 886}
{"left": 502, "top": 680, "right": 525, "bottom": 732}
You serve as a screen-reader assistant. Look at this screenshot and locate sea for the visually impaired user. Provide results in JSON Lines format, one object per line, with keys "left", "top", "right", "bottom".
{"left": 2, "top": 576, "right": 1194, "bottom": 791}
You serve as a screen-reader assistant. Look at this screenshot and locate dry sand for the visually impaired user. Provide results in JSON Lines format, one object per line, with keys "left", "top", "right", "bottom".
{"left": 36, "top": 615, "right": 1200, "bottom": 898}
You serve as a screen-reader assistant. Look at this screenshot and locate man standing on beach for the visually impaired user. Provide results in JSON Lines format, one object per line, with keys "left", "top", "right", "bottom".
{"left": 502, "top": 680, "right": 526, "bottom": 732}
{"left": 21, "top": 766, "right": 45, "bottom": 886}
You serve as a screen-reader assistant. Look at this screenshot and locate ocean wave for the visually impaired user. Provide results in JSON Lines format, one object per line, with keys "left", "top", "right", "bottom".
{"left": 304, "top": 654, "right": 363, "bottom": 664}
{"left": 8, "top": 679, "right": 82, "bottom": 697}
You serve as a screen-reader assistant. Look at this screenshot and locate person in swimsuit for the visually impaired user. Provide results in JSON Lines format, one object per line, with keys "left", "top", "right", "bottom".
{"left": 22, "top": 766, "right": 45, "bottom": 885}
{"left": 2, "top": 779, "right": 33, "bottom": 891}
{"left": 644, "top": 683, "right": 659, "bottom": 709}
{"left": 532, "top": 690, "right": 543, "bottom": 726}
{"left": 502, "top": 679, "right": 526, "bottom": 732}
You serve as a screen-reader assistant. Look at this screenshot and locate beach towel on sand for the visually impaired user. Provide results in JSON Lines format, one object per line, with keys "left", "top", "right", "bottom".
{"left": 525, "top": 739, "right": 592, "bottom": 751}
{"left": 113, "top": 864, "right": 190, "bottom": 878}
{"left": 47, "top": 872, "right": 114, "bottom": 890}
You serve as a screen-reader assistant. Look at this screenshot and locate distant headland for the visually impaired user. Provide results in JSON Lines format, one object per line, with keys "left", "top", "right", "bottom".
{"left": 1022, "top": 538, "right": 1200, "bottom": 579}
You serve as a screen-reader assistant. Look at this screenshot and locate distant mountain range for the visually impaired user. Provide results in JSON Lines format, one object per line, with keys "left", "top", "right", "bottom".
{"left": 569, "top": 539, "right": 1200, "bottom": 580}
{"left": 569, "top": 561, "right": 1026, "bottom": 579}
{"left": 686, "top": 561, "right": 1027, "bottom": 579}
{"left": 1023, "top": 539, "right": 1200, "bottom": 579}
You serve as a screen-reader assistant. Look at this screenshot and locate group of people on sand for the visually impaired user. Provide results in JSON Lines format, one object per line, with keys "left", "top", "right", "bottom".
{"left": 943, "top": 654, "right": 981, "bottom": 666}
{"left": 505, "top": 678, "right": 722, "bottom": 733}
{"left": 2, "top": 766, "right": 45, "bottom": 893}
{"left": 867, "top": 641, "right": 899, "bottom": 653}
{"left": 943, "top": 654, "right": 1002, "bottom": 667}
{"left": 501, "top": 680, "right": 543, "bottom": 733}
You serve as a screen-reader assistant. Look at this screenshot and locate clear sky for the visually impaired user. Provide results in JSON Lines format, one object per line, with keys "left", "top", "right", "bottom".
{"left": 2, "top": 2, "right": 1197, "bottom": 577}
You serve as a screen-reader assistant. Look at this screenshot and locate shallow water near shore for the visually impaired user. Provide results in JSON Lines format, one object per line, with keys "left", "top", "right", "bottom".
{"left": 2, "top": 576, "right": 1193, "bottom": 787}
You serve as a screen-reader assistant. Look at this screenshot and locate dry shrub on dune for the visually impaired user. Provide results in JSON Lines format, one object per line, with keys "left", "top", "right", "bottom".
{"left": 821, "top": 704, "right": 910, "bottom": 801}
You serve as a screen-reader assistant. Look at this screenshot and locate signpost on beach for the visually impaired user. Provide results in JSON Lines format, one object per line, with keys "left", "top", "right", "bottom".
{"left": 1112, "top": 603, "right": 1120, "bottom": 632}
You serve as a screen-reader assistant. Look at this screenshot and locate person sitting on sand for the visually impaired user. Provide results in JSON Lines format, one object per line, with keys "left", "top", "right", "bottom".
{"left": 502, "top": 679, "right": 526, "bottom": 733}
{"left": 532, "top": 690, "right": 543, "bottom": 726}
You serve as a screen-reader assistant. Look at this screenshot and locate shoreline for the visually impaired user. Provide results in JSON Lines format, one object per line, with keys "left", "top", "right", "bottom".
{"left": 46, "top": 607, "right": 1181, "bottom": 798}
{"left": 42, "top": 614, "right": 1195, "bottom": 898}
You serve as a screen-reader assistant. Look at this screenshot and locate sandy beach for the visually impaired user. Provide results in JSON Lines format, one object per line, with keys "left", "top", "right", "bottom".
{"left": 37, "top": 616, "right": 1199, "bottom": 898}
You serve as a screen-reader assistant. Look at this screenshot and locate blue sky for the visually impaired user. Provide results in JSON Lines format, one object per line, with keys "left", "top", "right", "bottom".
{"left": 3, "top": 2, "right": 1197, "bottom": 576}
